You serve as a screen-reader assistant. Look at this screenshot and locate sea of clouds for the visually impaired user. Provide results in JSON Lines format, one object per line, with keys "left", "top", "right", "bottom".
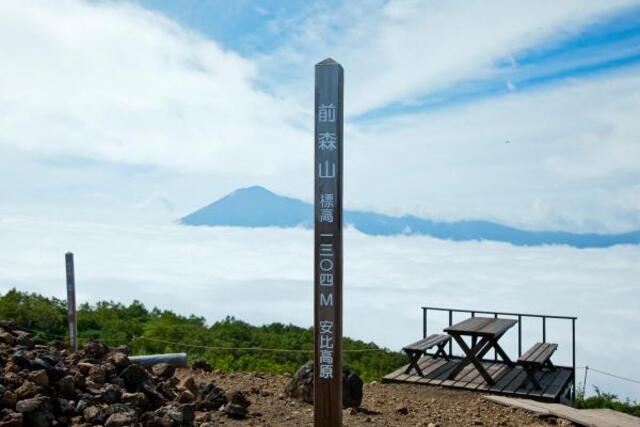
{"left": 0, "top": 217, "right": 638, "bottom": 399}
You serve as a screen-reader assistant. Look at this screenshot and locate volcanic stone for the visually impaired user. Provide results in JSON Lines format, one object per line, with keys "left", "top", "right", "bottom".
{"left": 120, "top": 363, "right": 148, "bottom": 389}
{"left": 151, "top": 363, "right": 175, "bottom": 379}
{"left": 191, "top": 359, "right": 212, "bottom": 372}
{"left": 224, "top": 390, "right": 251, "bottom": 419}
{"left": 29, "top": 369, "right": 49, "bottom": 386}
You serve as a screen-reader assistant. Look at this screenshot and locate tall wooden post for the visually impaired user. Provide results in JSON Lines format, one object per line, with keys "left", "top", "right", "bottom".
{"left": 314, "top": 58, "right": 344, "bottom": 426}
{"left": 65, "top": 252, "right": 78, "bottom": 352}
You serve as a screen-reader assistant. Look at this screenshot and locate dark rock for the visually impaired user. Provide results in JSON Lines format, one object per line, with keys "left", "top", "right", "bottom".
{"left": 29, "top": 369, "right": 49, "bottom": 386}
{"left": 151, "top": 363, "right": 175, "bottom": 379}
{"left": 76, "top": 362, "right": 94, "bottom": 376}
{"left": 140, "top": 381, "right": 166, "bottom": 409}
{"left": 178, "top": 376, "right": 198, "bottom": 397}
{"left": 16, "top": 397, "right": 45, "bottom": 413}
{"left": 83, "top": 405, "right": 103, "bottom": 424}
{"left": 224, "top": 390, "right": 250, "bottom": 419}
{"left": 0, "top": 411, "right": 22, "bottom": 427}
{"left": 176, "top": 390, "right": 194, "bottom": 404}
{"left": 85, "top": 379, "right": 104, "bottom": 395}
{"left": 88, "top": 364, "right": 107, "bottom": 383}
{"left": 16, "top": 396, "right": 54, "bottom": 427}
{"left": 75, "top": 397, "right": 92, "bottom": 414}
{"left": 191, "top": 359, "right": 212, "bottom": 372}
{"left": 343, "top": 368, "right": 364, "bottom": 408}
{"left": 0, "top": 331, "right": 16, "bottom": 345}
{"left": 15, "top": 380, "right": 40, "bottom": 399}
{"left": 197, "top": 383, "right": 226, "bottom": 411}
{"left": 285, "top": 361, "right": 314, "bottom": 404}
{"left": 395, "top": 405, "right": 409, "bottom": 415}
{"left": 180, "top": 402, "right": 195, "bottom": 423}
{"left": 122, "top": 392, "right": 148, "bottom": 409}
{"left": 105, "top": 411, "right": 137, "bottom": 427}
{"left": 101, "top": 384, "right": 123, "bottom": 404}
{"left": 120, "top": 363, "right": 149, "bottom": 389}
{"left": 56, "top": 375, "right": 75, "bottom": 397}
{"left": 82, "top": 340, "right": 108, "bottom": 359}
{"left": 107, "top": 352, "right": 130, "bottom": 372}
{"left": 1, "top": 390, "right": 17, "bottom": 408}
{"left": 152, "top": 403, "right": 184, "bottom": 426}
{"left": 11, "top": 350, "right": 30, "bottom": 369}
{"left": 114, "top": 345, "right": 130, "bottom": 355}
{"left": 55, "top": 397, "right": 77, "bottom": 416}
{"left": 14, "top": 331, "right": 33, "bottom": 348}
{"left": 102, "top": 362, "right": 117, "bottom": 380}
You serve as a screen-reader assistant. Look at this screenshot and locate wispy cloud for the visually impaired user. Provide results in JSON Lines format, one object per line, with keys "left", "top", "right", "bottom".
{"left": 260, "top": 0, "right": 640, "bottom": 115}
{"left": 0, "top": 0, "right": 308, "bottom": 175}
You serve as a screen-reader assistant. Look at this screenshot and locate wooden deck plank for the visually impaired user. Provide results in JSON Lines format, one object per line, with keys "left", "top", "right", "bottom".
{"left": 417, "top": 358, "right": 449, "bottom": 383}
{"left": 513, "top": 370, "right": 549, "bottom": 397}
{"left": 525, "top": 370, "right": 556, "bottom": 397}
{"left": 424, "top": 360, "right": 459, "bottom": 383}
{"left": 491, "top": 365, "right": 525, "bottom": 393}
{"left": 459, "top": 361, "right": 494, "bottom": 389}
{"left": 475, "top": 363, "right": 509, "bottom": 391}
{"left": 404, "top": 357, "right": 443, "bottom": 383}
{"left": 383, "top": 359, "right": 573, "bottom": 403}
{"left": 484, "top": 396, "right": 640, "bottom": 427}
{"left": 383, "top": 364, "right": 407, "bottom": 381}
{"left": 542, "top": 369, "right": 573, "bottom": 400}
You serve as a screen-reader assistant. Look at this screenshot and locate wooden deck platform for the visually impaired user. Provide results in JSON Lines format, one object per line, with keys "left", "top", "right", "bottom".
{"left": 382, "top": 355, "right": 573, "bottom": 402}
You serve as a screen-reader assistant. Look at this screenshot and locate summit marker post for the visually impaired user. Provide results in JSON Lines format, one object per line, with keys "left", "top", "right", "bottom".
{"left": 314, "top": 58, "right": 344, "bottom": 426}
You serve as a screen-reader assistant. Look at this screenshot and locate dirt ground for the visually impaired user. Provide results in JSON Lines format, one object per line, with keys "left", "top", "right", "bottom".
{"left": 180, "top": 369, "right": 574, "bottom": 427}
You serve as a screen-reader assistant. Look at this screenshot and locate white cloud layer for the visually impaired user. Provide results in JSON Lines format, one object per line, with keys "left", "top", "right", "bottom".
{"left": 0, "top": 218, "right": 638, "bottom": 399}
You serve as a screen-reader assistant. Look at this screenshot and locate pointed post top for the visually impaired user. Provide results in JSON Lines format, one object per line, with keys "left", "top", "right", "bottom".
{"left": 316, "top": 57, "right": 340, "bottom": 66}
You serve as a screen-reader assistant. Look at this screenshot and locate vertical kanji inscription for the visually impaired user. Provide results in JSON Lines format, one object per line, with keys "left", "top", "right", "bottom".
{"left": 314, "top": 58, "right": 343, "bottom": 427}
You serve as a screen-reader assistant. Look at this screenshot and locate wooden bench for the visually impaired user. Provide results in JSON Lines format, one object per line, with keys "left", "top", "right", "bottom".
{"left": 517, "top": 342, "right": 558, "bottom": 389}
{"left": 402, "top": 334, "right": 451, "bottom": 376}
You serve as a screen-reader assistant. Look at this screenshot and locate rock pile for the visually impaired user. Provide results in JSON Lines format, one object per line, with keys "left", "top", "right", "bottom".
{"left": 0, "top": 323, "right": 250, "bottom": 426}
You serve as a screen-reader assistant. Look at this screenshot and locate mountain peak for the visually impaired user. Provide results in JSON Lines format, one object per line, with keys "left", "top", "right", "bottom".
{"left": 180, "top": 186, "right": 311, "bottom": 228}
{"left": 230, "top": 185, "right": 275, "bottom": 197}
{"left": 179, "top": 186, "right": 640, "bottom": 248}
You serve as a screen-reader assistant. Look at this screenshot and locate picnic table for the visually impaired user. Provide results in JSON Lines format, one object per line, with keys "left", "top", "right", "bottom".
{"left": 444, "top": 317, "right": 517, "bottom": 385}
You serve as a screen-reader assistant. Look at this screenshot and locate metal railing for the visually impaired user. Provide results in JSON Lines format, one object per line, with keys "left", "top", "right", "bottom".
{"left": 422, "top": 306, "right": 577, "bottom": 401}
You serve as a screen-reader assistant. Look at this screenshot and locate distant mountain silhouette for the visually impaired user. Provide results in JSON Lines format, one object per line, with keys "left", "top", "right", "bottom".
{"left": 179, "top": 186, "right": 640, "bottom": 248}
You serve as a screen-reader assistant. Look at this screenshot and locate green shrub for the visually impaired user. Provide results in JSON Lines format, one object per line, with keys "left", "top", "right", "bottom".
{"left": 575, "top": 386, "right": 640, "bottom": 417}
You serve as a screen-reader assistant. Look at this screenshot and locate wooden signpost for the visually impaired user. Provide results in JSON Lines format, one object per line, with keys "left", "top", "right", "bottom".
{"left": 65, "top": 252, "right": 78, "bottom": 352}
{"left": 314, "top": 58, "right": 344, "bottom": 426}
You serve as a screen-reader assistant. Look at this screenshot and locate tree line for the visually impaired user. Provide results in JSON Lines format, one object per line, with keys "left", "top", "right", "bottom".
{"left": 0, "top": 288, "right": 405, "bottom": 382}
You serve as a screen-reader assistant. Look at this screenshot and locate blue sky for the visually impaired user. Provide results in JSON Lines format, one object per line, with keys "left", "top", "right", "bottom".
{"left": 134, "top": 0, "right": 640, "bottom": 119}
{"left": 1, "top": 0, "right": 640, "bottom": 232}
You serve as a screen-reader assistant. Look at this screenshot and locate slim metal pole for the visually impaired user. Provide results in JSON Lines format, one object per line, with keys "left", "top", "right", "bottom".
{"left": 422, "top": 308, "right": 427, "bottom": 339}
{"left": 65, "top": 252, "right": 78, "bottom": 352}
{"left": 572, "top": 318, "right": 576, "bottom": 403}
{"left": 518, "top": 315, "right": 522, "bottom": 356}
{"left": 542, "top": 316, "right": 546, "bottom": 342}
{"left": 494, "top": 313, "right": 498, "bottom": 361}
{"left": 448, "top": 310, "right": 453, "bottom": 356}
